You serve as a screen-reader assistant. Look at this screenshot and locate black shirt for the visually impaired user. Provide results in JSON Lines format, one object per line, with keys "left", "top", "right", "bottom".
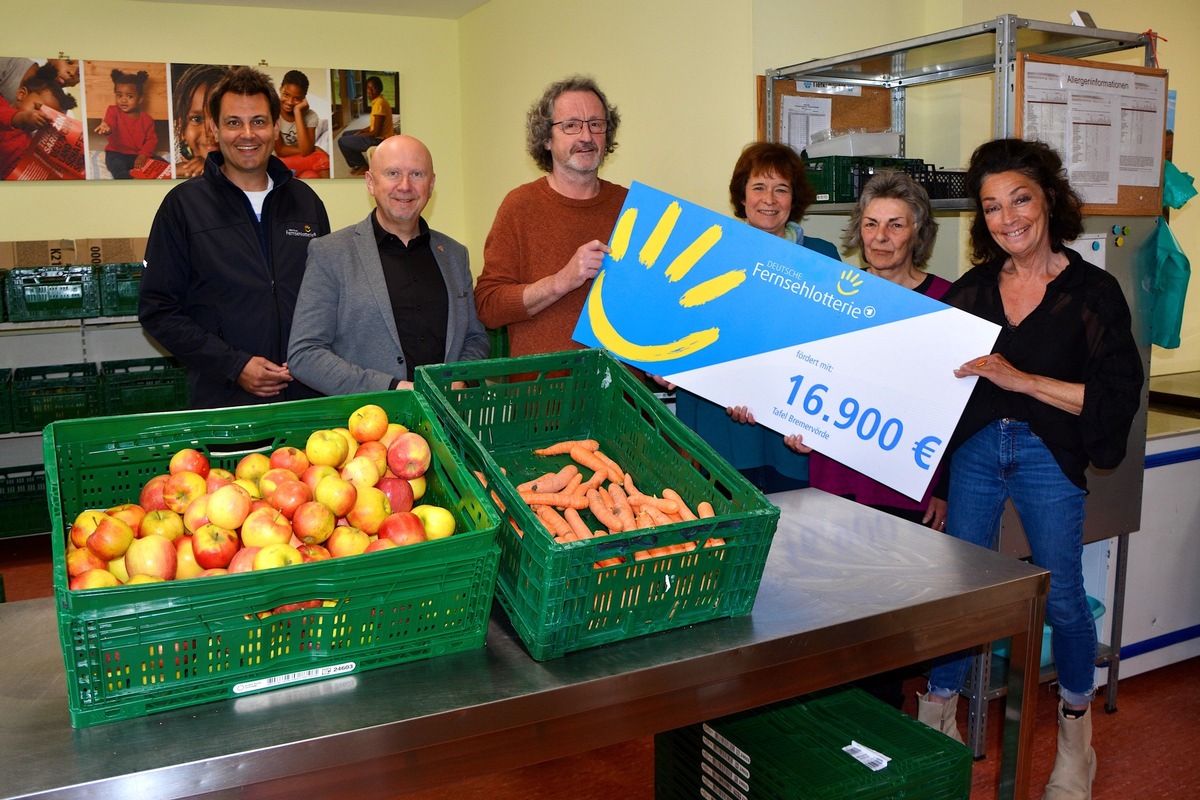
{"left": 371, "top": 213, "right": 448, "bottom": 382}
{"left": 941, "top": 247, "right": 1143, "bottom": 489}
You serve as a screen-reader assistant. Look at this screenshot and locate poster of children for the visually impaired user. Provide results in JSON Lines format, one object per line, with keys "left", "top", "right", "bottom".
{"left": 0, "top": 56, "right": 85, "bottom": 180}
{"left": 262, "top": 65, "right": 332, "bottom": 179}
{"left": 82, "top": 60, "right": 172, "bottom": 179}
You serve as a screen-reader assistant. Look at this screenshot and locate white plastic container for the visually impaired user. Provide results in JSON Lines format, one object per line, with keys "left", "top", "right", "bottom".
{"left": 805, "top": 131, "right": 900, "bottom": 158}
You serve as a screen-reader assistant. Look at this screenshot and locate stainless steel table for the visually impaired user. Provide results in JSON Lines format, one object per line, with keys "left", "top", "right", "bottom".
{"left": 1, "top": 489, "right": 1048, "bottom": 800}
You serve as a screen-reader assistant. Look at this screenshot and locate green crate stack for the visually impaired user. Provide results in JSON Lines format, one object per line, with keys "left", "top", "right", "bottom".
{"left": 3, "top": 265, "right": 100, "bottom": 322}
{"left": 656, "top": 686, "right": 973, "bottom": 799}
{"left": 98, "top": 262, "right": 142, "bottom": 317}
{"left": 804, "top": 156, "right": 929, "bottom": 204}
{"left": 415, "top": 348, "right": 780, "bottom": 661}
{"left": 0, "top": 368, "right": 12, "bottom": 434}
{"left": 11, "top": 362, "right": 102, "bottom": 432}
{"left": 0, "top": 464, "right": 51, "bottom": 538}
{"left": 101, "top": 356, "right": 189, "bottom": 415}
{"left": 44, "top": 390, "right": 501, "bottom": 727}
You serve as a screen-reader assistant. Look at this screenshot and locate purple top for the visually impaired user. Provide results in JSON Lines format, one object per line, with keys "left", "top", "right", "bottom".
{"left": 808, "top": 271, "right": 952, "bottom": 510}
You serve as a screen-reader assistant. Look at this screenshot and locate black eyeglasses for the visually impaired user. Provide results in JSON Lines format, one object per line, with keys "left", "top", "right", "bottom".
{"left": 551, "top": 118, "right": 608, "bottom": 135}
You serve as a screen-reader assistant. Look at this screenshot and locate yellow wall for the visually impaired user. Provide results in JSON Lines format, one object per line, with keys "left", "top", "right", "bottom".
{"left": 0, "top": 0, "right": 465, "bottom": 238}
{"left": 3, "top": 0, "right": 1197, "bottom": 374}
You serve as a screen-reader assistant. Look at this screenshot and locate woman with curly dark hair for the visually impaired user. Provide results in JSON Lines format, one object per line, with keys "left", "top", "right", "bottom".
{"left": 919, "top": 138, "right": 1143, "bottom": 800}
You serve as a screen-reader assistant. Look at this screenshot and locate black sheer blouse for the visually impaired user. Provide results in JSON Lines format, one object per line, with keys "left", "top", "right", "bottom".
{"left": 942, "top": 247, "right": 1143, "bottom": 490}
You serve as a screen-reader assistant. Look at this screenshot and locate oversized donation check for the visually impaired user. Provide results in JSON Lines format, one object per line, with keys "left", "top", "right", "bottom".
{"left": 572, "top": 182, "right": 1001, "bottom": 500}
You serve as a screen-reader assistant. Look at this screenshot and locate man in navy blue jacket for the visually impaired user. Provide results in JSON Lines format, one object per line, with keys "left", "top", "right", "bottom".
{"left": 140, "top": 66, "right": 330, "bottom": 409}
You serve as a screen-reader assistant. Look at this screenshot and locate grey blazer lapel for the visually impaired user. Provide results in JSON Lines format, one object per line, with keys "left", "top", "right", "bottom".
{"left": 354, "top": 214, "right": 403, "bottom": 353}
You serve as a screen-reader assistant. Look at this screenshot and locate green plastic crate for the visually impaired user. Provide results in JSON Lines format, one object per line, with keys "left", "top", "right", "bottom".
{"left": 0, "top": 464, "right": 51, "bottom": 538}
{"left": 98, "top": 262, "right": 142, "bottom": 317}
{"left": 656, "top": 686, "right": 972, "bottom": 799}
{"left": 415, "top": 349, "right": 780, "bottom": 661}
{"left": 804, "top": 156, "right": 929, "bottom": 204}
{"left": 4, "top": 265, "right": 100, "bottom": 321}
{"left": 44, "top": 390, "right": 501, "bottom": 728}
{"left": 101, "top": 356, "right": 189, "bottom": 415}
{"left": 12, "top": 361, "right": 102, "bottom": 432}
{"left": 0, "top": 368, "right": 12, "bottom": 434}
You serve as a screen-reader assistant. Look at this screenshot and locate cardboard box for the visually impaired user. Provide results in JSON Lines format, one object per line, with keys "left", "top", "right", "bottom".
{"left": 0, "top": 240, "right": 76, "bottom": 270}
{"left": 72, "top": 237, "right": 147, "bottom": 266}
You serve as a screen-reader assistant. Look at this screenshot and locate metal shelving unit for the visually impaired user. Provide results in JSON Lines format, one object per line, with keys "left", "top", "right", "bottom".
{"left": 765, "top": 14, "right": 1156, "bottom": 758}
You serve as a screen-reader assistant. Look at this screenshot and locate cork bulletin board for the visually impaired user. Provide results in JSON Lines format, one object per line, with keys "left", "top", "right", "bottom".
{"left": 1016, "top": 52, "right": 1168, "bottom": 216}
{"left": 757, "top": 74, "right": 893, "bottom": 148}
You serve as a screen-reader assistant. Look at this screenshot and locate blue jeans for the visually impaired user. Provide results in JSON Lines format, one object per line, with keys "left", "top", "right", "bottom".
{"left": 928, "top": 419, "right": 1096, "bottom": 706}
{"left": 338, "top": 133, "right": 383, "bottom": 170}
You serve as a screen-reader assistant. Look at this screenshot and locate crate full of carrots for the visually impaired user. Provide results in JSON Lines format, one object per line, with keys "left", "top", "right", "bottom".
{"left": 414, "top": 348, "right": 780, "bottom": 661}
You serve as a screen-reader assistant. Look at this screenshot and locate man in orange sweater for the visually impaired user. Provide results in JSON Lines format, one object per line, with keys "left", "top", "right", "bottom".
{"left": 474, "top": 75, "right": 627, "bottom": 357}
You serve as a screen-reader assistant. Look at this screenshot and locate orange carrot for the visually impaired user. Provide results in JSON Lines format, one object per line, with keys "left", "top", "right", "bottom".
{"left": 594, "top": 556, "right": 624, "bottom": 568}
{"left": 534, "top": 439, "right": 600, "bottom": 456}
{"left": 644, "top": 505, "right": 675, "bottom": 527}
{"left": 569, "top": 445, "right": 609, "bottom": 479}
{"left": 662, "top": 488, "right": 696, "bottom": 521}
{"left": 519, "top": 491, "right": 590, "bottom": 510}
{"left": 535, "top": 505, "right": 571, "bottom": 538}
{"left": 473, "top": 470, "right": 488, "bottom": 487}
{"left": 697, "top": 501, "right": 715, "bottom": 518}
{"left": 703, "top": 537, "right": 726, "bottom": 547}
{"left": 563, "top": 472, "right": 584, "bottom": 495}
{"left": 607, "top": 484, "right": 637, "bottom": 532}
{"left": 586, "top": 488, "right": 624, "bottom": 532}
{"left": 592, "top": 449, "right": 625, "bottom": 484}
{"left": 623, "top": 473, "right": 642, "bottom": 498}
{"left": 629, "top": 494, "right": 680, "bottom": 515}
{"left": 517, "top": 471, "right": 559, "bottom": 493}
{"left": 563, "top": 507, "right": 593, "bottom": 541}
{"left": 634, "top": 509, "right": 655, "bottom": 529}
{"left": 574, "top": 469, "right": 607, "bottom": 496}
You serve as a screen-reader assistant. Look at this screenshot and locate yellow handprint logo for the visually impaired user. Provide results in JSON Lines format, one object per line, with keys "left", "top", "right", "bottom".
{"left": 589, "top": 202, "right": 747, "bottom": 363}
{"left": 837, "top": 269, "right": 864, "bottom": 296}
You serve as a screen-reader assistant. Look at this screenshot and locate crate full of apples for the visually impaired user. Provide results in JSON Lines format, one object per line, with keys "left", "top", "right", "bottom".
{"left": 45, "top": 390, "right": 500, "bottom": 728}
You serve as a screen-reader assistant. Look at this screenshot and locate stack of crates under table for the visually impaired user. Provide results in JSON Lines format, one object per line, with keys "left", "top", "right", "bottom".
{"left": 656, "top": 686, "right": 972, "bottom": 799}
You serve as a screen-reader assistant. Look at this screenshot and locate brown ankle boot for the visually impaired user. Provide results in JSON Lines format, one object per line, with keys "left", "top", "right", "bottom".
{"left": 1042, "top": 701, "right": 1097, "bottom": 800}
{"left": 916, "top": 692, "right": 964, "bottom": 744}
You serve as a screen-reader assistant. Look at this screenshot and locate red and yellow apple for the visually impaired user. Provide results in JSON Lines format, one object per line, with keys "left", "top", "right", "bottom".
{"left": 124, "top": 533, "right": 178, "bottom": 581}
{"left": 252, "top": 542, "right": 304, "bottom": 570}
{"left": 296, "top": 542, "right": 332, "bottom": 562}
{"left": 182, "top": 492, "right": 211, "bottom": 534}
{"left": 340, "top": 455, "right": 381, "bottom": 489}
{"left": 346, "top": 485, "right": 391, "bottom": 534}
{"left": 364, "top": 538, "right": 398, "bottom": 553}
{"left": 164, "top": 470, "right": 208, "bottom": 514}
{"left": 86, "top": 514, "right": 136, "bottom": 561}
{"left": 354, "top": 440, "right": 388, "bottom": 477}
{"left": 107, "top": 503, "right": 146, "bottom": 538}
{"left": 191, "top": 523, "right": 240, "bottom": 569}
{"left": 227, "top": 545, "right": 261, "bottom": 574}
{"left": 207, "top": 482, "right": 253, "bottom": 530}
{"left": 142, "top": 509, "right": 185, "bottom": 542}
{"left": 138, "top": 474, "right": 171, "bottom": 512}
{"left": 375, "top": 476, "right": 415, "bottom": 514}
{"left": 314, "top": 474, "right": 357, "bottom": 518}
{"left": 348, "top": 403, "right": 389, "bottom": 443}
{"left": 269, "top": 445, "right": 310, "bottom": 476}
{"left": 377, "top": 511, "right": 427, "bottom": 546}
{"left": 301, "top": 464, "right": 339, "bottom": 494}
{"left": 378, "top": 422, "right": 409, "bottom": 450}
{"left": 67, "top": 546, "right": 107, "bottom": 578}
{"left": 241, "top": 506, "right": 293, "bottom": 548}
{"left": 175, "top": 535, "right": 205, "bottom": 580}
{"left": 326, "top": 525, "right": 370, "bottom": 558}
{"left": 386, "top": 432, "right": 431, "bottom": 480}
{"left": 412, "top": 504, "right": 456, "bottom": 540}
{"left": 205, "top": 467, "right": 236, "bottom": 494}
{"left": 169, "top": 447, "right": 210, "bottom": 479}
{"left": 69, "top": 509, "right": 108, "bottom": 550}
{"left": 267, "top": 478, "right": 312, "bottom": 519}
{"left": 292, "top": 500, "right": 336, "bottom": 544}
{"left": 408, "top": 475, "right": 426, "bottom": 502}
{"left": 306, "top": 429, "right": 350, "bottom": 468}
{"left": 235, "top": 452, "right": 271, "bottom": 484}
{"left": 332, "top": 428, "right": 358, "bottom": 468}
{"left": 70, "top": 568, "right": 121, "bottom": 591}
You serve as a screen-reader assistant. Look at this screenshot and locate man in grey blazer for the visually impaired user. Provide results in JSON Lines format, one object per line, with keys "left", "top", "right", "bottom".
{"left": 289, "top": 134, "right": 490, "bottom": 396}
